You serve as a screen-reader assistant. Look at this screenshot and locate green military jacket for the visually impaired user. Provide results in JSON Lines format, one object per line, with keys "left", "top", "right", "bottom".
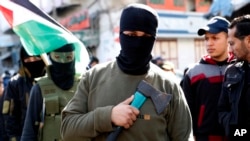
{"left": 38, "top": 74, "right": 80, "bottom": 141}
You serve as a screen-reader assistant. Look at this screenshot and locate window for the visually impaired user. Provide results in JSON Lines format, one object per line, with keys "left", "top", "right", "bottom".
{"left": 194, "top": 39, "right": 206, "bottom": 62}
{"left": 149, "top": 0, "right": 164, "bottom": 4}
{"left": 174, "top": 0, "right": 184, "bottom": 6}
{"left": 152, "top": 40, "right": 178, "bottom": 68}
{"left": 147, "top": 0, "right": 186, "bottom": 11}
{"left": 195, "top": 0, "right": 211, "bottom": 12}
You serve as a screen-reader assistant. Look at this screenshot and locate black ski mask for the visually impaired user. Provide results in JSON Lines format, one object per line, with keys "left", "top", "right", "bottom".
{"left": 20, "top": 47, "right": 46, "bottom": 79}
{"left": 117, "top": 4, "right": 158, "bottom": 75}
{"left": 49, "top": 44, "right": 75, "bottom": 90}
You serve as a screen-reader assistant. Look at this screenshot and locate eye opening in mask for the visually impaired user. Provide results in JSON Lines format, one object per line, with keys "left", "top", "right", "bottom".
{"left": 23, "top": 56, "right": 42, "bottom": 63}
{"left": 123, "top": 31, "right": 152, "bottom": 37}
{"left": 50, "top": 51, "right": 75, "bottom": 63}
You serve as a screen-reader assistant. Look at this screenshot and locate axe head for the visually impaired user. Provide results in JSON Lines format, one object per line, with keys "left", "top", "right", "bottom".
{"left": 137, "top": 80, "right": 172, "bottom": 114}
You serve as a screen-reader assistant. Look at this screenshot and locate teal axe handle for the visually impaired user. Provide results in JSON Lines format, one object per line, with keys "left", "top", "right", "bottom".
{"left": 106, "top": 91, "right": 147, "bottom": 141}
{"left": 130, "top": 91, "right": 147, "bottom": 108}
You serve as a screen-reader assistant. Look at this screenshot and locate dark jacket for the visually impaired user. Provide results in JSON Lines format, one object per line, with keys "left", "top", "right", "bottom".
{"left": 182, "top": 55, "right": 233, "bottom": 138}
{"left": 0, "top": 90, "right": 7, "bottom": 141}
{"left": 2, "top": 74, "right": 34, "bottom": 141}
{"left": 218, "top": 61, "right": 246, "bottom": 136}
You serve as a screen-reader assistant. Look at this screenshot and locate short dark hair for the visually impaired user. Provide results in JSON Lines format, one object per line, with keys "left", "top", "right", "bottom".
{"left": 229, "top": 15, "right": 250, "bottom": 39}
{"left": 89, "top": 56, "right": 99, "bottom": 64}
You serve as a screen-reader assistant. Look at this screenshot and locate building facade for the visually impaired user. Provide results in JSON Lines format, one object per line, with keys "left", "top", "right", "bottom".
{"left": 83, "top": 0, "right": 209, "bottom": 71}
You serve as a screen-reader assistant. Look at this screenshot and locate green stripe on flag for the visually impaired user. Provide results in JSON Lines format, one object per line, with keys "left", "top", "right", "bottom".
{"left": 13, "top": 20, "right": 82, "bottom": 61}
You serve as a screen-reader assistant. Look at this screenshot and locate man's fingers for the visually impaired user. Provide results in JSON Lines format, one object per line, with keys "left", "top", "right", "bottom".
{"left": 122, "top": 95, "right": 134, "bottom": 105}
{"left": 131, "top": 113, "right": 137, "bottom": 121}
{"left": 124, "top": 124, "right": 130, "bottom": 129}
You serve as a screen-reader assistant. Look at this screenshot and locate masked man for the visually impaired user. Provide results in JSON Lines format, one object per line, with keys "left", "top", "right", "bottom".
{"left": 2, "top": 46, "right": 46, "bottom": 141}
{"left": 21, "top": 44, "right": 81, "bottom": 141}
{"left": 61, "top": 3, "right": 194, "bottom": 141}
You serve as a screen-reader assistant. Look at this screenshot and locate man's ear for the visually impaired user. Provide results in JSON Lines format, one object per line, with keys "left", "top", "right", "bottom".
{"left": 246, "top": 35, "right": 250, "bottom": 46}
{"left": 244, "top": 35, "right": 250, "bottom": 52}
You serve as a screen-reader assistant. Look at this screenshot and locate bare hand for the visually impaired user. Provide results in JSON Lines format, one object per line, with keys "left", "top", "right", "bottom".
{"left": 111, "top": 95, "right": 140, "bottom": 129}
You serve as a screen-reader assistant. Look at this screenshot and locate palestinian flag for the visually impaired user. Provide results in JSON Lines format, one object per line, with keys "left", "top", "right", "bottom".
{"left": 0, "top": 0, "right": 89, "bottom": 64}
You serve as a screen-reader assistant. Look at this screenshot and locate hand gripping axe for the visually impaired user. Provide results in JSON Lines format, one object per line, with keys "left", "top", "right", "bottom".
{"left": 106, "top": 80, "right": 172, "bottom": 141}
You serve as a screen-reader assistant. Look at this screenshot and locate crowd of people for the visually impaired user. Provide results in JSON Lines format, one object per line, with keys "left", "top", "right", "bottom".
{"left": 0, "top": 2, "right": 250, "bottom": 141}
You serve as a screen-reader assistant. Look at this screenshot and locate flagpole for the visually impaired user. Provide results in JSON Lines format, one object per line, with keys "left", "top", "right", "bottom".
{"left": 40, "top": 53, "right": 51, "bottom": 66}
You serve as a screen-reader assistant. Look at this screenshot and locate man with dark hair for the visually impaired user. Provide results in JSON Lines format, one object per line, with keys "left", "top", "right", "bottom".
{"left": 21, "top": 44, "right": 81, "bottom": 141}
{"left": 151, "top": 56, "right": 164, "bottom": 68}
{"left": 218, "top": 14, "right": 250, "bottom": 141}
{"left": 181, "top": 16, "right": 234, "bottom": 141}
{"left": 61, "top": 3, "right": 193, "bottom": 141}
{"left": 2, "top": 46, "right": 46, "bottom": 141}
{"left": 87, "top": 56, "right": 99, "bottom": 70}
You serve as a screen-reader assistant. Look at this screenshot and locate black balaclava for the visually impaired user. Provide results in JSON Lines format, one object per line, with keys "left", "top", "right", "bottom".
{"left": 117, "top": 3, "right": 158, "bottom": 75}
{"left": 49, "top": 44, "right": 75, "bottom": 90}
{"left": 20, "top": 47, "right": 46, "bottom": 79}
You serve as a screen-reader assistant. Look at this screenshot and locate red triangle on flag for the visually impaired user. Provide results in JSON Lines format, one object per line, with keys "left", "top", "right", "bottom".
{"left": 0, "top": 5, "right": 13, "bottom": 27}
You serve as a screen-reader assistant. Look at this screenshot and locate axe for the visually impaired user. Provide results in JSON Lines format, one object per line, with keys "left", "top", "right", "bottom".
{"left": 106, "top": 80, "right": 172, "bottom": 141}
